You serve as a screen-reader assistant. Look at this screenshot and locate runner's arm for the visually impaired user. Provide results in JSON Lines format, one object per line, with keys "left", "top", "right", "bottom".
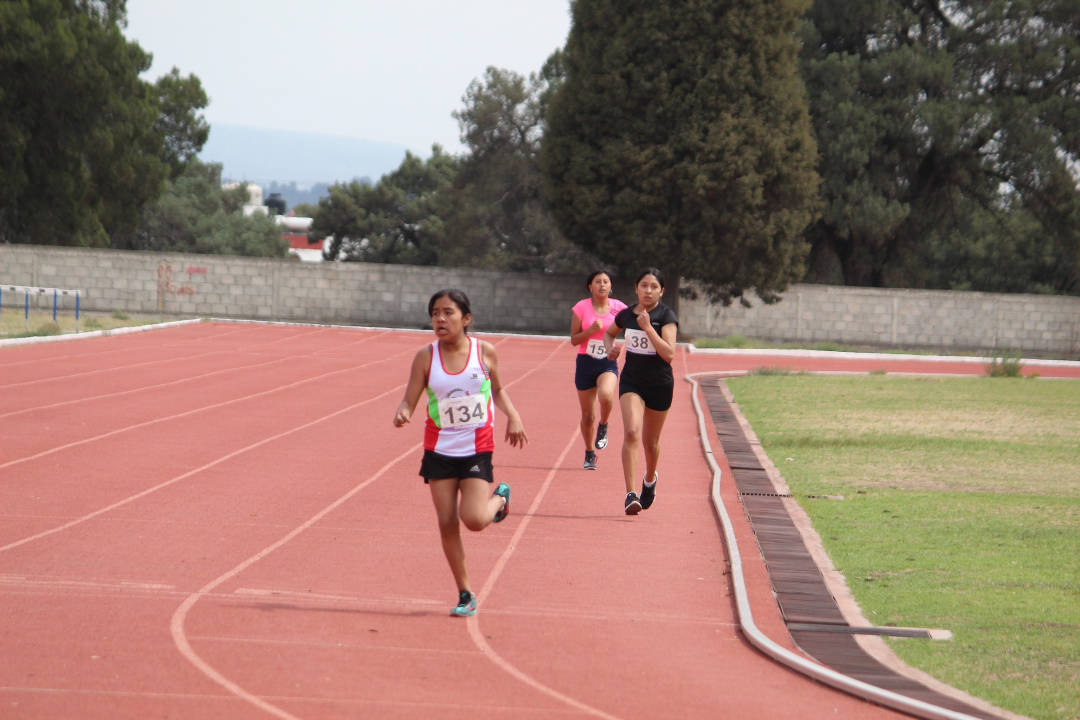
{"left": 392, "top": 346, "right": 430, "bottom": 426}
{"left": 652, "top": 322, "right": 677, "bottom": 364}
{"left": 483, "top": 341, "right": 527, "bottom": 448}
{"left": 570, "top": 310, "right": 603, "bottom": 346}
{"left": 604, "top": 319, "right": 622, "bottom": 360}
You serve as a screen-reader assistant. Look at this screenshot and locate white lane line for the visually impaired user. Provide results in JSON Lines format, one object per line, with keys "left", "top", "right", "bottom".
{"left": 0, "top": 574, "right": 175, "bottom": 591}
{"left": 231, "top": 587, "right": 444, "bottom": 608}
{"left": 1, "top": 327, "right": 396, "bottom": 418}
{"left": 168, "top": 335, "right": 572, "bottom": 720}
{"left": 0, "top": 345, "right": 413, "bottom": 470}
{"left": 0, "top": 350, "right": 226, "bottom": 389}
{"left": 0, "top": 355, "right": 294, "bottom": 419}
{"left": 0, "top": 685, "right": 582, "bottom": 716}
{"left": 170, "top": 444, "right": 420, "bottom": 720}
{"left": 467, "top": 425, "right": 623, "bottom": 720}
{"left": 0, "top": 382, "right": 404, "bottom": 554}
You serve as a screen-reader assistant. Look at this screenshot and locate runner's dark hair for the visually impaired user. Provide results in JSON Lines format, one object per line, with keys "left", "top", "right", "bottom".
{"left": 585, "top": 269, "right": 613, "bottom": 288}
{"left": 428, "top": 289, "right": 473, "bottom": 334}
{"left": 636, "top": 267, "right": 665, "bottom": 289}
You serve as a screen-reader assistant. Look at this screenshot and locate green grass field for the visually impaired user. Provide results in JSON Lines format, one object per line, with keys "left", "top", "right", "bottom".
{"left": 725, "top": 374, "right": 1080, "bottom": 720}
{"left": 0, "top": 309, "right": 182, "bottom": 339}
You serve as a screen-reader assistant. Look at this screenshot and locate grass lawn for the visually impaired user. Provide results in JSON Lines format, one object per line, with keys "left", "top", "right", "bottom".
{"left": 725, "top": 374, "right": 1080, "bottom": 720}
{"left": 0, "top": 309, "right": 183, "bottom": 339}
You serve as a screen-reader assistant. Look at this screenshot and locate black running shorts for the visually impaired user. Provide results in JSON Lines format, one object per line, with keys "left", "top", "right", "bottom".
{"left": 618, "top": 375, "right": 674, "bottom": 412}
{"left": 574, "top": 353, "right": 619, "bottom": 391}
{"left": 419, "top": 450, "right": 494, "bottom": 483}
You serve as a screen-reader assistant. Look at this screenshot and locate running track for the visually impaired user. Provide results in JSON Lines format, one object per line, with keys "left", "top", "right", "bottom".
{"left": 3, "top": 321, "right": 1077, "bottom": 719}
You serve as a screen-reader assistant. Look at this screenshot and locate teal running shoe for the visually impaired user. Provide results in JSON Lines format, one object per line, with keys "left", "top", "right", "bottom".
{"left": 493, "top": 482, "right": 511, "bottom": 523}
{"left": 451, "top": 590, "right": 477, "bottom": 617}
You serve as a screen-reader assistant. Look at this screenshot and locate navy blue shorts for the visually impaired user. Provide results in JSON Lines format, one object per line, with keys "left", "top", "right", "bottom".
{"left": 574, "top": 354, "right": 619, "bottom": 391}
{"left": 619, "top": 376, "right": 674, "bottom": 412}
{"left": 419, "top": 450, "right": 494, "bottom": 483}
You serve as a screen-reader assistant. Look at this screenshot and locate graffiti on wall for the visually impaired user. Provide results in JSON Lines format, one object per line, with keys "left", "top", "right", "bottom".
{"left": 156, "top": 263, "right": 198, "bottom": 310}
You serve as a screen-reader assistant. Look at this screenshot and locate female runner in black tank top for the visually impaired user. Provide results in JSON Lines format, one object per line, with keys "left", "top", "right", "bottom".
{"left": 603, "top": 268, "right": 678, "bottom": 515}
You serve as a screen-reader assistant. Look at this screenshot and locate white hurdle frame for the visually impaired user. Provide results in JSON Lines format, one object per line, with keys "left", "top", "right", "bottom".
{"left": 2, "top": 284, "right": 82, "bottom": 332}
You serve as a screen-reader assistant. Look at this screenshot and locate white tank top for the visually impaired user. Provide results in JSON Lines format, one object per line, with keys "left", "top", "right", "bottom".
{"left": 423, "top": 337, "right": 495, "bottom": 456}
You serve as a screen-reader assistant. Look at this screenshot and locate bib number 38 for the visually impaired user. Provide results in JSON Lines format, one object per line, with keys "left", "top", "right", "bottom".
{"left": 438, "top": 394, "right": 488, "bottom": 428}
{"left": 624, "top": 328, "right": 655, "bottom": 355}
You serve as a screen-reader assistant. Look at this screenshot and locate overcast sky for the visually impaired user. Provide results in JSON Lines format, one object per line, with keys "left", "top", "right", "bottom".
{"left": 125, "top": 1, "right": 572, "bottom": 156}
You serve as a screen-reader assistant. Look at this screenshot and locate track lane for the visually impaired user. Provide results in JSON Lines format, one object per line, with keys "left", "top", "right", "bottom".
{"left": 0, "top": 322, "right": 965, "bottom": 719}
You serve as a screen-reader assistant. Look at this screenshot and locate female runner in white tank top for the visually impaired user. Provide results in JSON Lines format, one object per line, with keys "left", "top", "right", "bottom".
{"left": 392, "top": 289, "right": 527, "bottom": 617}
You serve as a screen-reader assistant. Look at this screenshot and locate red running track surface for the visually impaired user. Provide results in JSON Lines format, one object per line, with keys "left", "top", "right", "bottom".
{"left": 5, "top": 321, "right": 1071, "bottom": 719}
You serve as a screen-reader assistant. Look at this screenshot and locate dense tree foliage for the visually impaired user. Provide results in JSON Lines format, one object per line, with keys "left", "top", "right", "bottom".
{"left": 0, "top": 0, "right": 208, "bottom": 247}
{"left": 438, "top": 62, "right": 595, "bottom": 273}
{"left": 801, "top": 0, "right": 1080, "bottom": 294}
{"left": 542, "top": 0, "right": 821, "bottom": 304}
{"left": 309, "top": 65, "right": 592, "bottom": 272}
{"left": 312, "top": 148, "right": 458, "bottom": 264}
{"left": 114, "top": 159, "right": 288, "bottom": 257}
{"left": 153, "top": 67, "right": 210, "bottom": 179}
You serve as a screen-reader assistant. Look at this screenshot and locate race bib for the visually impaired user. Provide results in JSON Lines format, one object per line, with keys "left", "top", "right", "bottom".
{"left": 586, "top": 338, "right": 607, "bottom": 358}
{"left": 624, "top": 328, "right": 655, "bottom": 355}
{"left": 437, "top": 394, "right": 488, "bottom": 428}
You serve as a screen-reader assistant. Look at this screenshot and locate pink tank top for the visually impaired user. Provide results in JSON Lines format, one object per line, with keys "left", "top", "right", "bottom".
{"left": 572, "top": 297, "right": 627, "bottom": 357}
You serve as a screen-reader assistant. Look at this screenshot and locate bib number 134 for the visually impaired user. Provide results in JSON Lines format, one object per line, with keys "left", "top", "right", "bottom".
{"left": 439, "top": 394, "right": 488, "bottom": 428}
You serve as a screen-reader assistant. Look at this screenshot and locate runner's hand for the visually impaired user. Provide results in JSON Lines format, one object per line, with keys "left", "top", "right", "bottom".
{"left": 505, "top": 417, "right": 528, "bottom": 448}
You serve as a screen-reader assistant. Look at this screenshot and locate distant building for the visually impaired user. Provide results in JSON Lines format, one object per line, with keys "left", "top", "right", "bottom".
{"left": 276, "top": 215, "right": 325, "bottom": 262}
{"left": 222, "top": 182, "right": 267, "bottom": 216}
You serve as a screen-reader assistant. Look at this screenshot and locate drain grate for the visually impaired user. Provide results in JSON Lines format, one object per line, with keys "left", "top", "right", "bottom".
{"left": 739, "top": 492, "right": 843, "bottom": 500}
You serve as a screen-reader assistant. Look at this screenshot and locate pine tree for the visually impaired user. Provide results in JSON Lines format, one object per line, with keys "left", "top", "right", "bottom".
{"left": 541, "top": 0, "right": 820, "bottom": 304}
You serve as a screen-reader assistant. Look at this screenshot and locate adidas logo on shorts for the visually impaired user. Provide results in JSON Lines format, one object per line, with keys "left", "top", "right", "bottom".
{"left": 469, "top": 465, "right": 480, "bottom": 473}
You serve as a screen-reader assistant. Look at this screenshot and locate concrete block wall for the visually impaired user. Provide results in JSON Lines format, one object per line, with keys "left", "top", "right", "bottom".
{"left": 0, "top": 244, "right": 586, "bottom": 334}
{"left": 3, "top": 244, "right": 1078, "bottom": 356}
{"left": 680, "top": 282, "right": 1080, "bottom": 356}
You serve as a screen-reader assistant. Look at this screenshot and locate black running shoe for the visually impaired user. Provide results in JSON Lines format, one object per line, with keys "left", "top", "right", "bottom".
{"left": 624, "top": 491, "right": 642, "bottom": 515}
{"left": 595, "top": 423, "right": 608, "bottom": 450}
{"left": 584, "top": 450, "right": 597, "bottom": 470}
{"left": 640, "top": 472, "right": 657, "bottom": 510}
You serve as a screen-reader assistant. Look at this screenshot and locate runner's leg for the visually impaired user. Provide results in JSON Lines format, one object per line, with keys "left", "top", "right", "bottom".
{"left": 620, "top": 392, "right": 645, "bottom": 494}
{"left": 596, "top": 371, "right": 617, "bottom": 426}
{"left": 577, "top": 386, "right": 599, "bottom": 450}
{"left": 429, "top": 478, "right": 469, "bottom": 591}
{"left": 458, "top": 476, "right": 504, "bottom": 531}
{"left": 642, "top": 407, "right": 669, "bottom": 483}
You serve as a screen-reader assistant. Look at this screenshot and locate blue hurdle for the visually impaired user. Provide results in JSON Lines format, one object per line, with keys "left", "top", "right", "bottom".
{"left": 2, "top": 284, "right": 82, "bottom": 332}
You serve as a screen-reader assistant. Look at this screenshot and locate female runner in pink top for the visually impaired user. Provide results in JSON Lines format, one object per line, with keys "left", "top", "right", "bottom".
{"left": 569, "top": 270, "right": 627, "bottom": 470}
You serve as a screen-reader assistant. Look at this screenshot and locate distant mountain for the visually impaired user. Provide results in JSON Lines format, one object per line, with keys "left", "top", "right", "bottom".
{"left": 200, "top": 123, "right": 412, "bottom": 188}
